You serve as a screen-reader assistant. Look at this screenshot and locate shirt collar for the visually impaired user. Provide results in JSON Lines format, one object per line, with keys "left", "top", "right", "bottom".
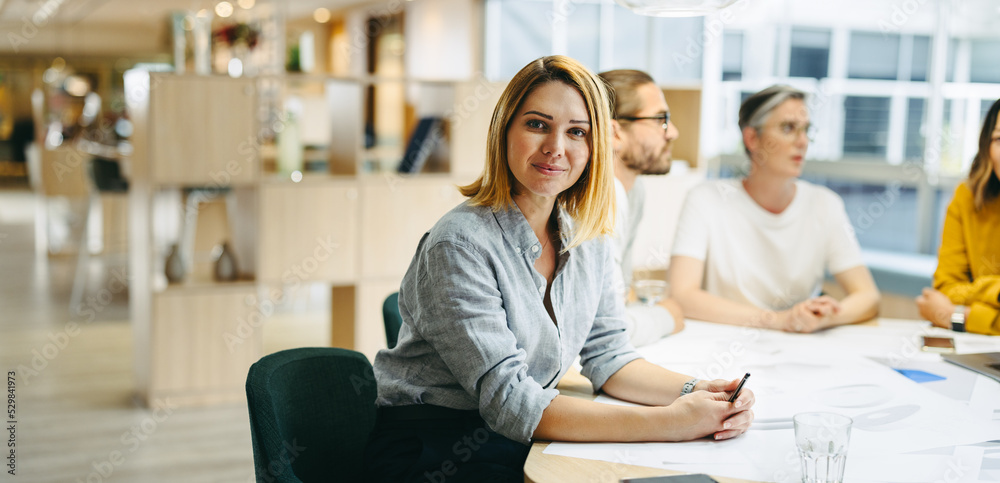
{"left": 492, "top": 202, "right": 574, "bottom": 260}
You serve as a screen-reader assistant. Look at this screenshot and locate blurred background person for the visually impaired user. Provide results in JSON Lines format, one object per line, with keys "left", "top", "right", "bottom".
{"left": 917, "top": 98, "right": 1000, "bottom": 335}
{"left": 670, "top": 85, "right": 880, "bottom": 333}
{"left": 599, "top": 69, "right": 685, "bottom": 346}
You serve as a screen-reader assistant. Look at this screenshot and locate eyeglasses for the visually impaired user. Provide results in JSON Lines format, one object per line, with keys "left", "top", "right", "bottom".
{"left": 773, "top": 121, "right": 817, "bottom": 141}
{"left": 618, "top": 112, "right": 671, "bottom": 134}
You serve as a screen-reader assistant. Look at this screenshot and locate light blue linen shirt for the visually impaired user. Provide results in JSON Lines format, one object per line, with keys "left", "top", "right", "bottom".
{"left": 373, "top": 200, "right": 641, "bottom": 444}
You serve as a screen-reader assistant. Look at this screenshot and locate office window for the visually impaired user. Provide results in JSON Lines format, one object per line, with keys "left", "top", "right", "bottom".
{"left": 816, "top": 180, "right": 920, "bottom": 253}
{"left": 904, "top": 98, "right": 925, "bottom": 161}
{"left": 970, "top": 40, "right": 1000, "bottom": 83}
{"left": 945, "top": 39, "right": 957, "bottom": 83}
{"left": 843, "top": 96, "right": 890, "bottom": 157}
{"left": 930, "top": 186, "right": 953, "bottom": 255}
{"left": 848, "top": 32, "right": 900, "bottom": 80}
{"left": 566, "top": 4, "right": 601, "bottom": 72}
{"left": 722, "top": 32, "right": 743, "bottom": 81}
{"left": 939, "top": 99, "right": 965, "bottom": 174}
{"left": 610, "top": 5, "right": 649, "bottom": 70}
{"left": 984, "top": 99, "right": 997, "bottom": 124}
{"left": 789, "top": 28, "right": 830, "bottom": 79}
{"left": 497, "top": 0, "right": 552, "bottom": 78}
{"left": 942, "top": 99, "right": 957, "bottom": 156}
{"left": 651, "top": 17, "right": 703, "bottom": 82}
{"left": 909, "top": 36, "right": 930, "bottom": 82}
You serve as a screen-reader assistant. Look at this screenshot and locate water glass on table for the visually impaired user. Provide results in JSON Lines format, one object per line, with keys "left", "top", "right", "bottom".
{"left": 633, "top": 279, "right": 668, "bottom": 306}
{"left": 793, "top": 412, "right": 852, "bottom": 483}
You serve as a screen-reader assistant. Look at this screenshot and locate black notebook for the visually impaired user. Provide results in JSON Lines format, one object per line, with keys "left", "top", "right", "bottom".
{"left": 398, "top": 117, "right": 443, "bottom": 174}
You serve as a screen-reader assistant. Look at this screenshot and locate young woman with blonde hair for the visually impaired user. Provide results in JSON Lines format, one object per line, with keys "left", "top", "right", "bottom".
{"left": 364, "top": 56, "right": 755, "bottom": 482}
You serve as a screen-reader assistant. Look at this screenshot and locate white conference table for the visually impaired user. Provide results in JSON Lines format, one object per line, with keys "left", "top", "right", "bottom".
{"left": 524, "top": 318, "right": 1000, "bottom": 483}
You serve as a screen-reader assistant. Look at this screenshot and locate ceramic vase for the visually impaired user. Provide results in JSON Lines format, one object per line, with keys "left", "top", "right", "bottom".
{"left": 214, "top": 241, "right": 239, "bottom": 282}
{"left": 164, "top": 243, "right": 186, "bottom": 284}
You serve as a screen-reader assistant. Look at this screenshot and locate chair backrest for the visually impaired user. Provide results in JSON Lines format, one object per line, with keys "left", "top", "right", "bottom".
{"left": 382, "top": 292, "right": 402, "bottom": 349}
{"left": 90, "top": 157, "right": 129, "bottom": 192}
{"left": 246, "top": 347, "right": 377, "bottom": 483}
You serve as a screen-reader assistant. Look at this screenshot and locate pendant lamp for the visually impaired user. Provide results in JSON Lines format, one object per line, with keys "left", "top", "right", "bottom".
{"left": 614, "top": 0, "right": 739, "bottom": 16}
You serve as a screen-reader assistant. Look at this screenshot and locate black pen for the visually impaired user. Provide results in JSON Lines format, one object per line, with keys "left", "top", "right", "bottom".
{"left": 728, "top": 372, "right": 750, "bottom": 403}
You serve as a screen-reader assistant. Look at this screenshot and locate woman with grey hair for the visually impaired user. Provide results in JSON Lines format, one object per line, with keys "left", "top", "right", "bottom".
{"left": 669, "top": 85, "right": 880, "bottom": 332}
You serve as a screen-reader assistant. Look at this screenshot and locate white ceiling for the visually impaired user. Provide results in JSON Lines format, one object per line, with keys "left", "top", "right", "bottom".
{"left": 2, "top": 0, "right": 997, "bottom": 57}
{"left": 0, "top": 0, "right": 359, "bottom": 26}
{"left": 0, "top": 0, "right": 367, "bottom": 55}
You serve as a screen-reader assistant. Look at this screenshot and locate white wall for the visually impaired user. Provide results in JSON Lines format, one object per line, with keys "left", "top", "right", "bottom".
{"left": 726, "top": 0, "right": 940, "bottom": 33}
{"left": 404, "top": 0, "right": 477, "bottom": 80}
{"left": 723, "top": 0, "right": 1000, "bottom": 38}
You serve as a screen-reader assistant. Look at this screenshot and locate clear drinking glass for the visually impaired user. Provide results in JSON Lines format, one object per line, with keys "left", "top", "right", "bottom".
{"left": 793, "top": 412, "right": 852, "bottom": 483}
{"left": 633, "top": 280, "right": 668, "bottom": 306}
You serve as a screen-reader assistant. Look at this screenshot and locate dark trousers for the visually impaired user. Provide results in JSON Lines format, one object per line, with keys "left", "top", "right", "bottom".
{"left": 363, "top": 405, "right": 530, "bottom": 483}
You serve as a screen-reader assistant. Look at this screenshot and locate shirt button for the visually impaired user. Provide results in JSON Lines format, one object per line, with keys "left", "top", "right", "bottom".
{"left": 531, "top": 245, "right": 539, "bottom": 253}
{"left": 538, "top": 286, "right": 545, "bottom": 295}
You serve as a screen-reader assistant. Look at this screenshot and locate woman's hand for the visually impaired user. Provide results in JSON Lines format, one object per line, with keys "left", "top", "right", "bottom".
{"left": 916, "top": 288, "right": 954, "bottom": 328}
{"left": 654, "top": 379, "right": 755, "bottom": 441}
{"left": 695, "top": 377, "right": 741, "bottom": 394}
{"left": 774, "top": 297, "right": 839, "bottom": 333}
{"left": 652, "top": 379, "right": 756, "bottom": 441}
{"left": 805, "top": 296, "right": 841, "bottom": 318}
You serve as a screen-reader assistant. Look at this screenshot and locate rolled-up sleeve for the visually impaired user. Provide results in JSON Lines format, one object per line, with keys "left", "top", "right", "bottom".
{"left": 579, "top": 241, "right": 643, "bottom": 392}
{"left": 410, "top": 239, "right": 559, "bottom": 444}
{"left": 623, "top": 304, "right": 676, "bottom": 347}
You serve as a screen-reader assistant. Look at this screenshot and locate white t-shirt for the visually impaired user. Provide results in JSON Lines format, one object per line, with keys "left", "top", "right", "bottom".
{"left": 671, "top": 179, "right": 864, "bottom": 311}
{"left": 612, "top": 177, "right": 675, "bottom": 346}
{"left": 613, "top": 177, "right": 645, "bottom": 288}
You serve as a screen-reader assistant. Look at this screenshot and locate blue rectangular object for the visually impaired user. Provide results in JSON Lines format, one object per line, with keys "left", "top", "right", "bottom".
{"left": 894, "top": 368, "right": 946, "bottom": 383}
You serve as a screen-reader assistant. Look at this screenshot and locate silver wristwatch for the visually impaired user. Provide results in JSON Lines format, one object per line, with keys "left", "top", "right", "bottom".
{"left": 680, "top": 378, "right": 699, "bottom": 397}
{"left": 951, "top": 305, "right": 967, "bottom": 333}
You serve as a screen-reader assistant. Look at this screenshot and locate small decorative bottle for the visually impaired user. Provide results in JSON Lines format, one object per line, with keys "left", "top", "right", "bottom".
{"left": 214, "top": 241, "right": 239, "bottom": 282}
{"left": 164, "top": 243, "right": 186, "bottom": 284}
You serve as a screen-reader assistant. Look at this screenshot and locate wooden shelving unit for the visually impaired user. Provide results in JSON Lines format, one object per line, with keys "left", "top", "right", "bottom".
{"left": 125, "top": 70, "right": 505, "bottom": 406}
{"left": 125, "top": 72, "right": 262, "bottom": 407}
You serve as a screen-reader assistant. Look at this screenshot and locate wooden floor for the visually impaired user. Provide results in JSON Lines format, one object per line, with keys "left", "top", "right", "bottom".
{"left": 0, "top": 189, "right": 330, "bottom": 482}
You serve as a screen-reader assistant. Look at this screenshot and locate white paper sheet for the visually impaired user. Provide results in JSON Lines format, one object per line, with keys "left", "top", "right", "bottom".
{"left": 739, "top": 350, "right": 1000, "bottom": 455}
{"left": 544, "top": 431, "right": 794, "bottom": 482}
{"left": 846, "top": 446, "right": 985, "bottom": 483}
{"left": 543, "top": 320, "right": 1000, "bottom": 482}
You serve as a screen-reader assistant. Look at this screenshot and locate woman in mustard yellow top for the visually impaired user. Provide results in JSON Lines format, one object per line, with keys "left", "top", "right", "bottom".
{"left": 917, "top": 98, "right": 1000, "bottom": 335}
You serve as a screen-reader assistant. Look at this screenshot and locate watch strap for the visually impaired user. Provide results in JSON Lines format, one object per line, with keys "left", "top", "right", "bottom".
{"left": 951, "top": 305, "right": 967, "bottom": 333}
{"left": 680, "top": 378, "right": 699, "bottom": 397}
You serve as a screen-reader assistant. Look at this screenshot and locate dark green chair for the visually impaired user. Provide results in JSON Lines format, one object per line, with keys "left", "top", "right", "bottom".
{"left": 246, "top": 347, "right": 377, "bottom": 482}
{"left": 382, "top": 292, "right": 403, "bottom": 349}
